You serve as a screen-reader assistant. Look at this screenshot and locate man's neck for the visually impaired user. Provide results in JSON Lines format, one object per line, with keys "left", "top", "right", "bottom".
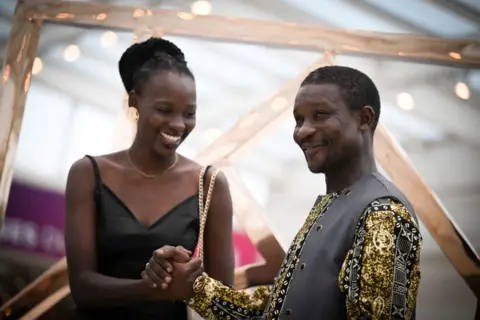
{"left": 324, "top": 152, "right": 377, "bottom": 194}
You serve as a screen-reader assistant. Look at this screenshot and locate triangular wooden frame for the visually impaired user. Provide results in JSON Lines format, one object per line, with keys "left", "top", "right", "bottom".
{"left": 0, "top": 1, "right": 479, "bottom": 319}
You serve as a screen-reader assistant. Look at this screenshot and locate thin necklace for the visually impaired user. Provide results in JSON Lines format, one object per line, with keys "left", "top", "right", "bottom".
{"left": 127, "top": 151, "right": 178, "bottom": 179}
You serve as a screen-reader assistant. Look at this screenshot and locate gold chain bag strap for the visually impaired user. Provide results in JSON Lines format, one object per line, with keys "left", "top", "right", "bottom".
{"left": 187, "top": 166, "right": 218, "bottom": 320}
{"left": 196, "top": 165, "right": 219, "bottom": 260}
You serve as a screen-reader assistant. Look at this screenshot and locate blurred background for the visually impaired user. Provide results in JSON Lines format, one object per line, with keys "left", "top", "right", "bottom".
{"left": 0, "top": 0, "right": 479, "bottom": 319}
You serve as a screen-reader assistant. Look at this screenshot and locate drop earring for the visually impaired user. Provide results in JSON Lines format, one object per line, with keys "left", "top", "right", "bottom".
{"left": 128, "top": 106, "right": 139, "bottom": 122}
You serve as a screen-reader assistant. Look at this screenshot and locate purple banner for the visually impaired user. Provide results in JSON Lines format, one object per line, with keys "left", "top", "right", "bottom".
{"left": 0, "top": 181, "right": 65, "bottom": 258}
{"left": 0, "top": 181, "right": 261, "bottom": 265}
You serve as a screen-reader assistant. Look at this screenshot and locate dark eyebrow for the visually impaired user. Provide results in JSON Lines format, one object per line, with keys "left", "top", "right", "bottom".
{"left": 314, "top": 102, "right": 333, "bottom": 109}
{"left": 152, "top": 100, "right": 173, "bottom": 106}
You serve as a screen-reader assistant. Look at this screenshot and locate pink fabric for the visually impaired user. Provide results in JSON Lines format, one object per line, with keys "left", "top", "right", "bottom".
{"left": 193, "top": 232, "right": 261, "bottom": 267}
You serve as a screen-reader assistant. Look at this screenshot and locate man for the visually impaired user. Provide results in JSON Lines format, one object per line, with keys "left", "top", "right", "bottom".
{"left": 143, "top": 66, "right": 422, "bottom": 320}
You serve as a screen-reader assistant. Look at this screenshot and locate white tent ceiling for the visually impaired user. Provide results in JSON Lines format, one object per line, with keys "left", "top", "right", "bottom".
{"left": 0, "top": 0, "right": 479, "bottom": 318}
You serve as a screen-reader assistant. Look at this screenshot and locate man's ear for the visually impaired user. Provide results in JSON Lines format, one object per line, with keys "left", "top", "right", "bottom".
{"left": 358, "top": 105, "right": 375, "bottom": 132}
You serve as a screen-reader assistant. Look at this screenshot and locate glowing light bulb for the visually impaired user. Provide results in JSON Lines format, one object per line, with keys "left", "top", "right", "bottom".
{"left": 454, "top": 82, "right": 470, "bottom": 100}
{"left": 101, "top": 31, "right": 117, "bottom": 48}
{"left": 448, "top": 52, "right": 462, "bottom": 60}
{"left": 396, "top": 92, "right": 414, "bottom": 111}
{"left": 63, "top": 45, "right": 80, "bottom": 62}
{"left": 191, "top": 0, "right": 212, "bottom": 15}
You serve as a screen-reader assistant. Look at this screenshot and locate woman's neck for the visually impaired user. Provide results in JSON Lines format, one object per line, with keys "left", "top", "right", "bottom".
{"left": 128, "top": 140, "right": 177, "bottom": 175}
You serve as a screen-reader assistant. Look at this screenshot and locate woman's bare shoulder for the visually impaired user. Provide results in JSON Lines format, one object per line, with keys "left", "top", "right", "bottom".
{"left": 177, "top": 155, "right": 226, "bottom": 190}
{"left": 178, "top": 155, "right": 220, "bottom": 172}
{"left": 67, "top": 151, "right": 126, "bottom": 185}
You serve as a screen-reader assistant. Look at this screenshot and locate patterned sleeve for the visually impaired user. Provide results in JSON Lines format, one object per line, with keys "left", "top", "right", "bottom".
{"left": 338, "top": 197, "right": 422, "bottom": 320}
{"left": 187, "top": 275, "right": 271, "bottom": 319}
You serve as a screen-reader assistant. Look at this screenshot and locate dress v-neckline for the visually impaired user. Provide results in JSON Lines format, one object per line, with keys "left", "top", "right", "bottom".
{"left": 100, "top": 183, "right": 198, "bottom": 230}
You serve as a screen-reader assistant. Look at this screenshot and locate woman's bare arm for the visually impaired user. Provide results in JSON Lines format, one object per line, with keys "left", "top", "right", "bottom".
{"left": 202, "top": 169, "right": 235, "bottom": 286}
{"left": 64, "top": 157, "right": 170, "bottom": 307}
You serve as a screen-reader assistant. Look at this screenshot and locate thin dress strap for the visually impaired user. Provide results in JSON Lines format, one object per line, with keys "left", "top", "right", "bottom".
{"left": 84, "top": 155, "right": 102, "bottom": 203}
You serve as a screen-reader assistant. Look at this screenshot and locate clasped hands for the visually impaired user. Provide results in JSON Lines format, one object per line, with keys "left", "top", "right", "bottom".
{"left": 141, "top": 245, "right": 204, "bottom": 301}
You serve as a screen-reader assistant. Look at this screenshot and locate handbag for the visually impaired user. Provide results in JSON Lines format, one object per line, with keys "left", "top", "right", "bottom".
{"left": 187, "top": 166, "right": 219, "bottom": 319}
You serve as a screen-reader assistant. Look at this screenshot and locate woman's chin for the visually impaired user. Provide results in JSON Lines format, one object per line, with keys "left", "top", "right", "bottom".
{"left": 153, "top": 141, "right": 180, "bottom": 155}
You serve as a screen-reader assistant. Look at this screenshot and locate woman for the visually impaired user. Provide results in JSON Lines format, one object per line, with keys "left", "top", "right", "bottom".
{"left": 64, "top": 37, "right": 234, "bottom": 319}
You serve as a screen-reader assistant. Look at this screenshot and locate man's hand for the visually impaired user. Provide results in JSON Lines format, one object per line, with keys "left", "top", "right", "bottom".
{"left": 142, "top": 245, "right": 203, "bottom": 300}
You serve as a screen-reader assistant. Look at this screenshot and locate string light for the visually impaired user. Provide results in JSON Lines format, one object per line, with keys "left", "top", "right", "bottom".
{"left": 191, "top": 0, "right": 212, "bottom": 15}
{"left": 448, "top": 52, "right": 462, "bottom": 60}
{"left": 101, "top": 31, "right": 117, "bottom": 48}
{"left": 63, "top": 45, "right": 80, "bottom": 62}
{"left": 396, "top": 92, "right": 414, "bottom": 111}
{"left": 454, "top": 82, "right": 470, "bottom": 100}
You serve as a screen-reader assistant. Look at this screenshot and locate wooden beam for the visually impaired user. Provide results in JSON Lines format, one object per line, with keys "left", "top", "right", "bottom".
{"left": 0, "top": 257, "right": 67, "bottom": 313}
{"left": 374, "top": 124, "right": 480, "bottom": 296}
{"left": 2, "top": 1, "right": 479, "bottom": 318}
{"left": 0, "top": 1, "right": 42, "bottom": 229}
{"left": 21, "top": 0, "right": 480, "bottom": 68}
{"left": 19, "top": 285, "right": 70, "bottom": 320}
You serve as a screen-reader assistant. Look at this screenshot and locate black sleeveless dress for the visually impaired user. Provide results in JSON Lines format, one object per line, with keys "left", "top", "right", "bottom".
{"left": 75, "top": 156, "right": 201, "bottom": 319}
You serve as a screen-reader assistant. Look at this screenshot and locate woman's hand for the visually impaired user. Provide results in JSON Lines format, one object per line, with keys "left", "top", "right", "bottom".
{"left": 142, "top": 246, "right": 192, "bottom": 289}
{"left": 142, "top": 245, "right": 203, "bottom": 300}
